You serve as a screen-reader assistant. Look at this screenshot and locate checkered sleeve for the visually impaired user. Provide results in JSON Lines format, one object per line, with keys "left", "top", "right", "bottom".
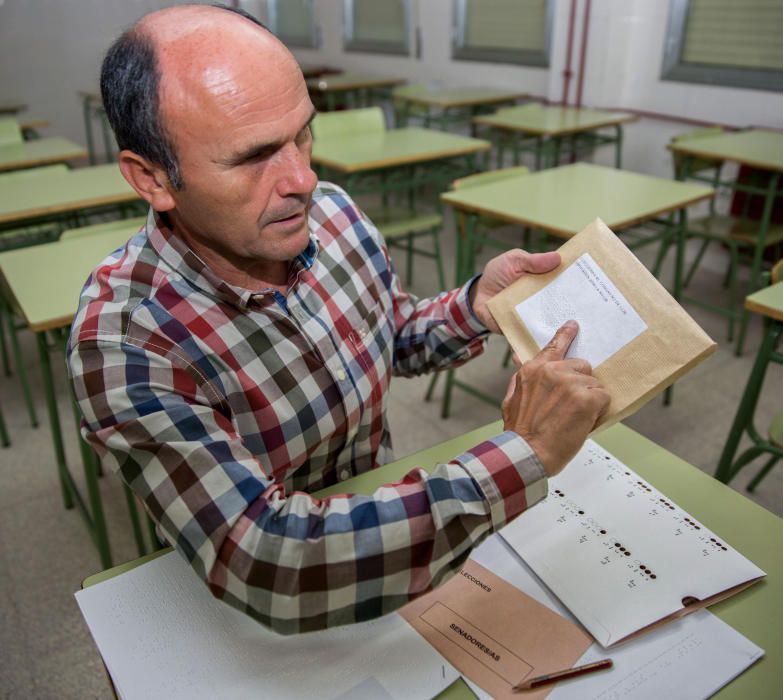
{"left": 69, "top": 337, "right": 547, "bottom": 635}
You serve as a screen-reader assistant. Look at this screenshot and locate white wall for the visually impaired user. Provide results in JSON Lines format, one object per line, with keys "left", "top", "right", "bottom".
{"left": 0, "top": 0, "right": 780, "bottom": 165}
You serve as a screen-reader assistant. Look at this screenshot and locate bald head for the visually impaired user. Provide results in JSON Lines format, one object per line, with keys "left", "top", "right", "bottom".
{"left": 101, "top": 3, "right": 294, "bottom": 189}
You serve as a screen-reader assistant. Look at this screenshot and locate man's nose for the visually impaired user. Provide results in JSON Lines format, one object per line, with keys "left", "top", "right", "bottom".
{"left": 276, "top": 142, "right": 318, "bottom": 196}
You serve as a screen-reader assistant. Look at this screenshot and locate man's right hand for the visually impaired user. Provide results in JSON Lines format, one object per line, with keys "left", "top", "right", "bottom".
{"left": 501, "top": 320, "right": 610, "bottom": 477}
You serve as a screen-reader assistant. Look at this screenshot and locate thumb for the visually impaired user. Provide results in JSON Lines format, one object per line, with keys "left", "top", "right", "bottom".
{"left": 536, "top": 320, "right": 579, "bottom": 362}
{"left": 512, "top": 250, "right": 561, "bottom": 275}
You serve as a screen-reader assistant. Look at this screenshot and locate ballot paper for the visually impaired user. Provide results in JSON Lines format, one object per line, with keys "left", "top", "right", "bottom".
{"left": 487, "top": 218, "right": 716, "bottom": 429}
{"left": 466, "top": 535, "right": 764, "bottom": 700}
{"left": 75, "top": 552, "right": 459, "bottom": 700}
{"left": 499, "top": 440, "right": 766, "bottom": 647}
{"left": 399, "top": 560, "right": 592, "bottom": 699}
{"left": 514, "top": 252, "right": 647, "bottom": 367}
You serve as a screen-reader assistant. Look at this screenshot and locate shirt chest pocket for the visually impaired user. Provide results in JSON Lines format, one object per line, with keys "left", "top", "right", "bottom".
{"left": 345, "top": 299, "right": 392, "bottom": 373}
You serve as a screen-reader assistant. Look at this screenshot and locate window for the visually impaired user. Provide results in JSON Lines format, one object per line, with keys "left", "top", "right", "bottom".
{"left": 661, "top": 0, "right": 783, "bottom": 92}
{"left": 452, "top": 0, "right": 553, "bottom": 67}
{"left": 343, "top": 0, "right": 411, "bottom": 55}
{"left": 268, "top": 0, "right": 317, "bottom": 49}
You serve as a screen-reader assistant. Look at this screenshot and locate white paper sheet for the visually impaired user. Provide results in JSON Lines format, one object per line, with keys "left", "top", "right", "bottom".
{"left": 498, "top": 441, "right": 766, "bottom": 647}
{"left": 514, "top": 252, "right": 647, "bottom": 367}
{"left": 75, "top": 552, "right": 459, "bottom": 700}
{"left": 467, "top": 535, "right": 764, "bottom": 700}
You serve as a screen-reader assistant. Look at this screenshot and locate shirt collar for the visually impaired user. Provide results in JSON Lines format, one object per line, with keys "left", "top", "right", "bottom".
{"left": 145, "top": 209, "right": 320, "bottom": 310}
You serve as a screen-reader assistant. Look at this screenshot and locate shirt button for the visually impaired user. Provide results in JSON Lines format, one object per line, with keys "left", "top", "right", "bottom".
{"left": 336, "top": 369, "right": 346, "bottom": 381}
{"left": 340, "top": 469, "right": 351, "bottom": 481}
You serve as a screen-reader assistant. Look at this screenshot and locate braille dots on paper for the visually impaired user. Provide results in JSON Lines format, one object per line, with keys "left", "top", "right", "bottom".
{"left": 683, "top": 517, "right": 701, "bottom": 531}
{"left": 710, "top": 537, "right": 728, "bottom": 551}
{"left": 659, "top": 497, "right": 676, "bottom": 511}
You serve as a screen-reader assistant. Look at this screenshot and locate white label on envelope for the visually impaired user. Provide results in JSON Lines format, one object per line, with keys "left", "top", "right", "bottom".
{"left": 514, "top": 253, "right": 647, "bottom": 367}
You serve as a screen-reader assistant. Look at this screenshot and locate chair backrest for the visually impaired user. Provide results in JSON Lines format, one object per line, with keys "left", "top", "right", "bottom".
{"left": 59, "top": 216, "right": 146, "bottom": 241}
{"left": 671, "top": 127, "right": 724, "bottom": 176}
{"left": 0, "top": 163, "right": 67, "bottom": 184}
{"left": 452, "top": 165, "right": 530, "bottom": 191}
{"left": 312, "top": 107, "right": 386, "bottom": 140}
{"left": 0, "top": 117, "right": 23, "bottom": 145}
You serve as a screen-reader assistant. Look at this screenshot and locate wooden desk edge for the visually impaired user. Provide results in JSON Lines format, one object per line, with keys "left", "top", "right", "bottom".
{"left": 0, "top": 150, "right": 89, "bottom": 172}
{"left": 0, "top": 192, "right": 139, "bottom": 226}
{"left": 398, "top": 92, "right": 528, "bottom": 108}
{"left": 312, "top": 142, "right": 491, "bottom": 173}
{"left": 745, "top": 298, "right": 783, "bottom": 323}
{"left": 472, "top": 112, "right": 637, "bottom": 136}
{"left": 668, "top": 142, "right": 783, "bottom": 173}
{"left": 441, "top": 187, "right": 714, "bottom": 239}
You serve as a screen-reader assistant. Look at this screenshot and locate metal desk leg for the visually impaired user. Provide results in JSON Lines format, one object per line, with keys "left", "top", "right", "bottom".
{"left": 715, "top": 319, "right": 782, "bottom": 483}
{"left": 614, "top": 124, "right": 623, "bottom": 169}
{"left": 735, "top": 172, "right": 781, "bottom": 356}
{"left": 36, "top": 332, "right": 73, "bottom": 509}
{"left": 82, "top": 96, "right": 97, "bottom": 165}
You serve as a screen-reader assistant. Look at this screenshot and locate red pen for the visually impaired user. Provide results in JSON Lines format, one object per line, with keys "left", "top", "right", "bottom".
{"left": 512, "top": 658, "right": 613, "bottom": 691}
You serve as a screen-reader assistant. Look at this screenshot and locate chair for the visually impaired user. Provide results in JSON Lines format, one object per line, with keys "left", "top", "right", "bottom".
{"left": 313, "top": 108, "right": 446, "bottom": 290}
{"left": 0, "top": 117, "right": 23, "bottom": 145}
{"left": 662, "top": 128, "right": 783, "bottom": 343}
{"left": 715, "top": 259, "right": 783, "bottom": 491}
{"left": 391, "top": 85, "right": 432, "bottom": 128}
{"left": 426, "top": 166, "right": 537, "bottom": 414}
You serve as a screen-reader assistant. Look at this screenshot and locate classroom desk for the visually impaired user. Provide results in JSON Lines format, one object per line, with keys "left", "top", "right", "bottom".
{"left": 306, "top": 73, "right": 405, "bottom": 111}
{"left": 298, "top": 63, "right": 341, "bottom": 80}
{"left": 0, "top": 223, "right": 144, "bottom": 567}
{"left": 715, "top": 281, "right": 783, "bottom": 486}
{"left": 0, "top": 163, "right": 138, "bottom": 230}
{"left": 83, "top": 421, "right": 782, "bottom": 699}
{"left": 0, "top": 137, "right": 87, "bottom": 172}
{"left": 392, "top": 86, "right": 526, "bottom": 131}
{"left": 669, "top": 129, "right": 783, "bottom": 355}
{"left": 312, "top": 127, "right": 490, "bottom": 186}
{"left": 436, "top": 162, "right": 714, "bottom": 415}
{"left": 473, "top": 104, "right": 636, "bottom": 169}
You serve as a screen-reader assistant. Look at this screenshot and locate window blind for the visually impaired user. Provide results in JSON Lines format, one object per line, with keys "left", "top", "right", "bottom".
{"left": 345, "top": 0, "right": 409, "bottom": 54}
{"left": 453, "top": 0, "right": 550, "bottom": 66}
{"left": 464, "top": 0, "right": 546, "bottom": 53}
{"left": 270, "top": 0, "right": 315, "bottom": 48}
{"left": 682, "top": 0, "right": 783, "bottom": 70}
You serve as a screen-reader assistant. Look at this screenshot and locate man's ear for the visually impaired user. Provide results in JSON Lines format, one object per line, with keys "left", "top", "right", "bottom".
{"left": 118, "top": 150, "right": 177, "bottom": 212}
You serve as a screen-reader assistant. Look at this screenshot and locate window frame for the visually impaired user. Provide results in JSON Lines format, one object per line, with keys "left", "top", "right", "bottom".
{"left": 451, "top": 0, "right": 554, "bottom": 67}
{"left": 661, "top": 0, "right": 783, "bottom": 93}
{"left": 343, "top": 0, "right": 412, "bottom": 56}
{"left": 268, "top": 0, "right": 318, "bottom": 50}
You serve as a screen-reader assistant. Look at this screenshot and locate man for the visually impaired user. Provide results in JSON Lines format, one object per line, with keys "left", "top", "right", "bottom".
{"left": 68, "top": 4, "right": 609, "bottom": 634}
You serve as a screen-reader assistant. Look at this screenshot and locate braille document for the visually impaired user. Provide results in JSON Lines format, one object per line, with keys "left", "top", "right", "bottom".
{"left": 75, "top": 552, "right": 459, "bottom": 700}
{"left": 499, "top": 440, "right": 766, "bottom": 648}
{"left": 465, "top": 535, "right": 764, "bottom": 700}
{"left": 487, "top": 218, "right": 717, "bottom": 429}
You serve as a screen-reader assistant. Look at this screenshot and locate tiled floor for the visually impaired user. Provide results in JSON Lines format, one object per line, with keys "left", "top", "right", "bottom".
{"left": 1, "top": 172, "right": 780, "bottom": 698}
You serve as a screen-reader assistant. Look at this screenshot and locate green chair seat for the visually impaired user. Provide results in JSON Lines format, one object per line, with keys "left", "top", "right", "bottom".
{"left": 374, "top": 212, "right": 443, "bottom": 240}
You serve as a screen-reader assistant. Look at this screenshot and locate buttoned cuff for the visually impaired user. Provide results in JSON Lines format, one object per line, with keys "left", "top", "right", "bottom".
{"left": 446, "top": 275, "right": 491, "bottom": 340}
{"left": 455, "top": 431, "right": 548, "bottom": 530}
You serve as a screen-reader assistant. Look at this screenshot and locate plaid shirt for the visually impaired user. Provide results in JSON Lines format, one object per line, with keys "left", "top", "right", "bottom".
{"left": 68, "top": 182, "right": 547, "bottom": 634}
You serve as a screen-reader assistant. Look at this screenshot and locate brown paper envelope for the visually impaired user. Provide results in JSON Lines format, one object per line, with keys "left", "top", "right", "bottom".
{"left": 400, "top": 560, "right": 593, "bottom": 699}
{"left": 487, "top": 218, "right": 717, "bottom": 430}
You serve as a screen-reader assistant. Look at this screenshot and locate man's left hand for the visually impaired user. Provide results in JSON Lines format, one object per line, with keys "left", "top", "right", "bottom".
{"left": 469, "top": 249, "right": 561, "bottom": 333}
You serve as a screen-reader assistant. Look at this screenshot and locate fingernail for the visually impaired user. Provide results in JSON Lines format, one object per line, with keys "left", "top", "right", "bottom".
{"left": 564, "top": 319, "right": 578, "bottom": 330}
